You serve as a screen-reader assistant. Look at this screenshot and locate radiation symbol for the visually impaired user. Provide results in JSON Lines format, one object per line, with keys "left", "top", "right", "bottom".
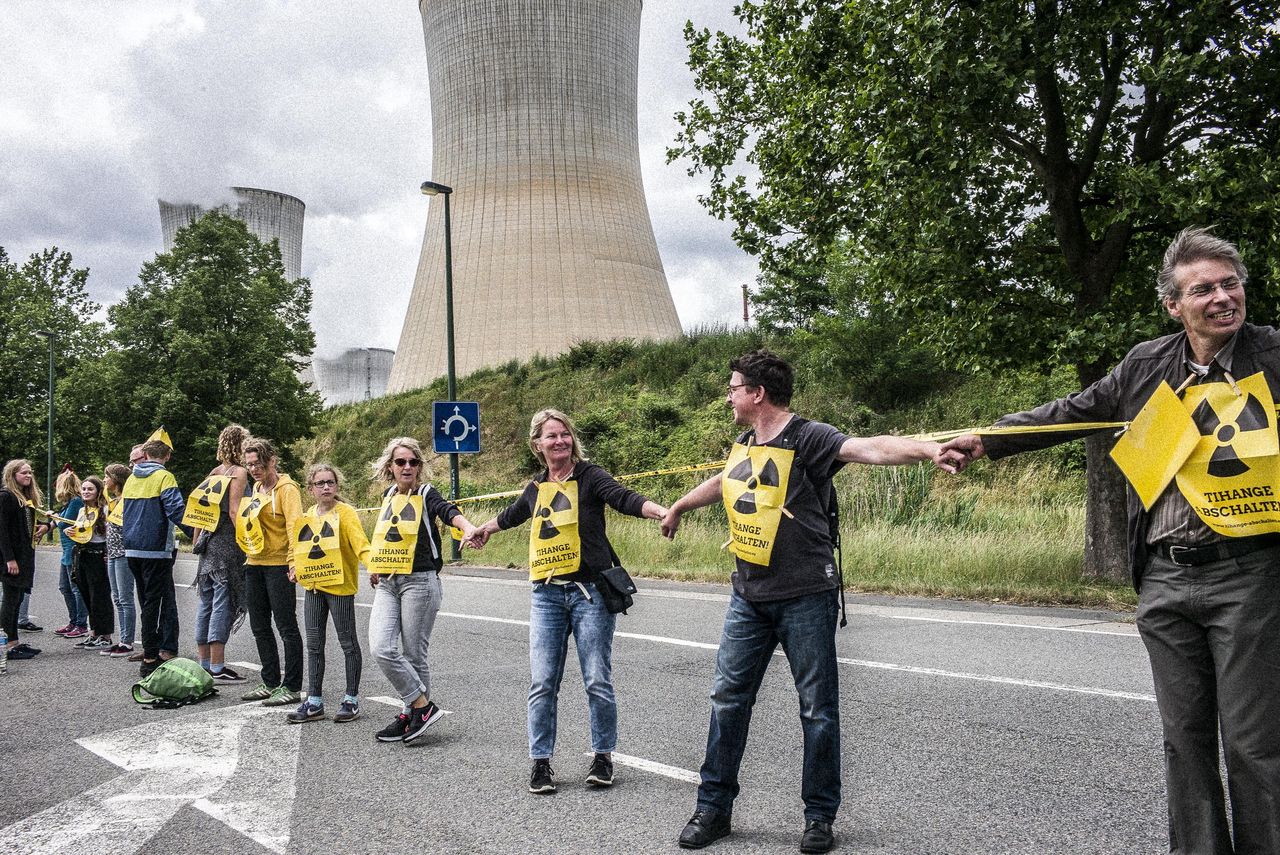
{"left": 1190, "top": 393, "right": 1272, "bottom": 477}
{"left": 535, "top": 490, "right": 573, "bottom": 540}
{"left": 195, "top": 477, "right": 225, "bottom": 508}
{"left": 240, "top": 497, "right": 262, "bottom": 532}
{"left": 297, "top": 519, "right": 336, "bottom": 560}
{"left": 725, "top": 457, "right": 781, "bottom": 515}
{"left": 379, "top": 495, "right": 419, "bottom": 542}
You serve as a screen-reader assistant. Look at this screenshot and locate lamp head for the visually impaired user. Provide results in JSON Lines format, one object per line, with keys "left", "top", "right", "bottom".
{"left": 420, "top": 181, "right": 453, "bottom": 196}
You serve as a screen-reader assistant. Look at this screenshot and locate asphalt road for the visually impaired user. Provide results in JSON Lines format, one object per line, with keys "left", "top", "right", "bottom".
{"left": 1, "top": 547, "right": 1167, "bottom": 854}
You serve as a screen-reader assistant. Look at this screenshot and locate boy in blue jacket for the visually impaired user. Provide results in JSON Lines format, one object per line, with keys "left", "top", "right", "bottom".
{"left": 123, "top": 439, "right": 191, "bottom": 677}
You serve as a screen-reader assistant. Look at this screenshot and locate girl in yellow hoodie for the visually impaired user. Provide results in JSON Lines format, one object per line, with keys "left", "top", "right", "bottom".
{"left": 286, "top": 463, "right": 370, "bottom": 724}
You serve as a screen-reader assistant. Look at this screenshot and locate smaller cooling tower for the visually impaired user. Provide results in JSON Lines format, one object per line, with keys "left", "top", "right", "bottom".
{"left": 311, "top": 348, "right": 396, "bottom": 407}
{"left": 158, "top": 187, "right": 305, "bottom": 282}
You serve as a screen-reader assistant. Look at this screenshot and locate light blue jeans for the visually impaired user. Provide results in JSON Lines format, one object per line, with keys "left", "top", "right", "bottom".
{"left": 59, "top": 562, "right": 88, "bottom": 627}
{"left": 195, "top": 571, "right": 233, "bottom": 645}
{"left": 107, "top": 556, "right": 136, "bottom": 645}
{"left": 528, "top": 581, "right": 617, "bottom": 760}
{"left": 368, "top": 572, "right": 442, "bottom": 706}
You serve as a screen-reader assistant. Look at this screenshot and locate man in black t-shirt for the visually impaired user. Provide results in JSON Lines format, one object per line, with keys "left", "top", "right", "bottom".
{"left": 662, "top": 350, "right": 963, "bottom": 853}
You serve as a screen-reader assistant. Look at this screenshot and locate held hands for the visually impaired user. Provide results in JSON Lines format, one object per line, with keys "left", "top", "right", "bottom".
{"left": 660, "top": 507, "right": 683, "bottom": 540}
{"left": 938, "top": 434, "right": 987, "bottom": 470}
{"left": 462, "top": 528, "right": 490, "bottom": 549}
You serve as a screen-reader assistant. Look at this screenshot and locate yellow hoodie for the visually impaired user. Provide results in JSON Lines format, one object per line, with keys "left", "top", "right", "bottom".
{"left": 294, "top": 501, "right": 370, "bottom": 596}
{"left": 245, "top": 474, "right": 303, "bottom": 569}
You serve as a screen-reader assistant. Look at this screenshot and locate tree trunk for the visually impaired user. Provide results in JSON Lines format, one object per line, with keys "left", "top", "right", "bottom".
{"left": 1083, "top": 433, "right": 1129, "bottom": 583}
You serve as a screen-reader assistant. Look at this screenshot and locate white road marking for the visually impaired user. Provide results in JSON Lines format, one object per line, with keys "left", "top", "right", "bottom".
{"left": 230, "top": 661, "right": 261, "bottom": 671}
{"left": 366, "top": 696, "right": 455, "bottom": 717}
{"left": 606, "top": 752, "right": 700, "bottom": 784}
{"left": 882, "top": 614, "right": 1139, "bottom": 637}
{"left": 3, "top": 703, "right": 299, "bottom": 854}
{"left": 433, "top": 610, "right": 1154, "bottom": 702}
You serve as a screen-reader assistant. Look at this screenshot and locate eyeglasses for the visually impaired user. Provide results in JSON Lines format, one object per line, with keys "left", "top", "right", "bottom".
{"left": 393, "top": 458, "right": 422, "bottom": 468}
{"left": 1184, "top": 277, "right": 1242, "bottom": 299}
{"left": 727, "top": 383, "right": 754, "bottom": 394}
{"left": 245, "top": 461, "right": 266, "bottom": 470}
{"left": 309, "top": 479, "right": 337, "bottom": 488}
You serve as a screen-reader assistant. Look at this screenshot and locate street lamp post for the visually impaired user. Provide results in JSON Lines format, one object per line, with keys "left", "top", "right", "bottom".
{"left": 33, "top": 330, "right": 55, "bottom": 506}
{"left": 420, "top": 180, "right": 460, "bottom": 559}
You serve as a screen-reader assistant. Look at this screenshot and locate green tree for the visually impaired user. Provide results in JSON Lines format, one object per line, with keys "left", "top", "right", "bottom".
{"left": 671, "top": 0, "right": 1280, "bottom": 580}
{"left": 0, "top": 247, "right": 106, "bottom": 491}
{"left": 94, "top": 212, "right": 320, "bottom": 488}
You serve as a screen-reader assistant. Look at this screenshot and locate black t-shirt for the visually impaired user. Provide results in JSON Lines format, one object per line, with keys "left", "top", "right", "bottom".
{"left": 725, "top": 416, "right": 849, "bottom": 602}
{"left": 496, "top": 460, "right": 649, "bottom": 584}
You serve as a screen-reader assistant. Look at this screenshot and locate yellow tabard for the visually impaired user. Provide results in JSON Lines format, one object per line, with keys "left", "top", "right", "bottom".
{"left": 182, "top": 474, "right": 231, "bottom": 530}
{"left": 235, "top": 493, "right": 267, "bottom": 556}
{"left": 293, "top": 510, "right": 343, "bottom": 586}
{"left": 1109, "top": 381, "right": 1201, "bottom": 510}
{"left": 721, "top": 442, "right": 793, "bottom": 566}
{"left": 106, "top": 496, "right": 123, "bottom": 526}
{"left": 66, "top": 508, "right": 99, "bottom": 544}
{"left": 528, "top": 481, "right": 580, "bottom": 581}
{"left": 368, "top": 493, "right": 422, "bottom": 575}
{"left": 1173, "top": 372, "right": 1280, "bottom": 536}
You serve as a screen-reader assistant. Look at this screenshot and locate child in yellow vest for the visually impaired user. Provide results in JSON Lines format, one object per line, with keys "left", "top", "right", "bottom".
{"left": 286, "top": 463, "right": 370, "bottom": 723}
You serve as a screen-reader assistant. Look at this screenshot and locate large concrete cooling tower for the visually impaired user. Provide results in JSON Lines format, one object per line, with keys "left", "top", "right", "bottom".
{"left": 388, "top": 0, "right": 683, "bottom": 392}
{"left": 158, "top": 187, "right": 305, "bottom": 282}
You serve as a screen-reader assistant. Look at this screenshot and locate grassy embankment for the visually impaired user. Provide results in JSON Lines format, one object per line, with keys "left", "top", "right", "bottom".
{"left": 295, "top": 329, "right": 1135, "bottom": 610}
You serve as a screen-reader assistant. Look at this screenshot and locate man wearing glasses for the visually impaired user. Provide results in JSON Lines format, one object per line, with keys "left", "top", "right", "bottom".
{"left": 662, "top": 349, "right": 962, "bottom": 853}
{"left": 942, "top": 227, "right": 1280, "bottom": 854}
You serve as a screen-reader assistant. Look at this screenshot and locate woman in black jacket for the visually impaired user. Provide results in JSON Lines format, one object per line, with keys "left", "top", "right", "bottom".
{"left": 1, "top": 459, "right": 50, "bottom": 660}
{"left": 470, "top": 409, "right": 666, "bottom": 794}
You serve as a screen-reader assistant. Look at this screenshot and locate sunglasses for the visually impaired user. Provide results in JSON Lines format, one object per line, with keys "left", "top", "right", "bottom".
{"left": 393, "top": 458, "right": 422, "bottom": 468}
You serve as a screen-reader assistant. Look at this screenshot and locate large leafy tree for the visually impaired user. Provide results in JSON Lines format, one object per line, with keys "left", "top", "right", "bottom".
{"left": 93, "top": 212, "right": 320, "bottom": 488}
{"left": 671, "top": 0, "right": 1280, "bottom": 580}
{"left": 0, "top": 247, "right": 106, "bottom": 490}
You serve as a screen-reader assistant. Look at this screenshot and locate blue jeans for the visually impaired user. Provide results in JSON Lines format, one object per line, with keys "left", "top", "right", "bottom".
{"left": 369, "top": 572, "right": 442, "bottom": 706}
{"left": 107, "top": 556, "right": 136, "bottom": 645}
{"left": 58, "top": 562, "right": 88, "bottom": 627}
{"left": 195, "top": 571, "right": 233, "bottom": 645}
{"left": 528, "top": 581, "right": 617, "bottom": 759}
{"left": 697, "top": 588, "right": 841, "bottom": 822}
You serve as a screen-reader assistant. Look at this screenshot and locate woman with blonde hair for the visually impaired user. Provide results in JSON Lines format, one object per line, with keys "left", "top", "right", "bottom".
{"left": 52, "top": 466, "right": 88, "bottom": 639}
{"left": 1, "top": 459, "right": 50, "bottom": 660}
{"left": 100, "top": 463, "right": 136, "bottom": 657}
{"left": 366, "top": 437, "right": 481, "bottom": 744}
{"left": 190, "top": 424, "right": 250, "bottom": 683}
{"left": 469, "top": 408, "right": 667, "bottom": 794}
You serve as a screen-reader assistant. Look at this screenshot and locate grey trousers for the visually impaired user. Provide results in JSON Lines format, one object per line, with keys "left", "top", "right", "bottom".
{"left": 1137, "top": 546, "right": 1280, "bottom": 855}
{"left": 368, "top": 571, "right": 442, "bottom": 707}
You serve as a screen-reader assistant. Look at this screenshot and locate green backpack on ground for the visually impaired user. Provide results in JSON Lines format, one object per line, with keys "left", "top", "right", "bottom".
{"left": 131, "top": 657, "right": 218, "bottom": 709}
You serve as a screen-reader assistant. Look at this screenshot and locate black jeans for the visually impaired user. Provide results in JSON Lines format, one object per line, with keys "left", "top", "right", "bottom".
{"left": 1137, "top": 546, "right": 1280, "bottom": 855}
{"left": 245, "top": 564, "right": 302, "bottom": 691}
{"left": 73, "top": 547, "right": 114, "bottom": 637}
{"left": 128, "top": 556, "right": 178, "bottom": 659}
{"left": 1, "top": 580, "right": 24, "bottom": 642}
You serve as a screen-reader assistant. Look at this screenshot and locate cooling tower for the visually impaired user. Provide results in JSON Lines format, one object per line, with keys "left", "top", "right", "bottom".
{"left": 311, "top": 347, "right": 396, "bottom": 407}
{"left": 388, "top": 0, "right": 683, "bottom": 392}
{"left": 158, "top": 187, "right": 305, "bottom": 282}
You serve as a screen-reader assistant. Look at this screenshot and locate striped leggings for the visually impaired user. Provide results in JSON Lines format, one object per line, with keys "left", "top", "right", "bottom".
{"left": 303, "top": 589, "right": 362, "bottom": 699}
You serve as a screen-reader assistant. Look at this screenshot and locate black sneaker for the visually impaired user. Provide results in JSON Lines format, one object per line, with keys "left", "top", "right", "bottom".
{"left": 586, "top": 753, "right": 614, "bottom": 787}
{"left": 17, "top": 620, "right": 43, "bottom": 633}
{"left": 210, "top": 666, "right": 247, "bottom": 684}
{"left": 138, "top": 659, "right": 161, "bottom": 679}
{"left": 402, "top": 700, "right": 445, "bottom": 743}
{"left": 375, "top": 712, "right": 412, "bottom": 742}
{"left": 529, "top": 759, "right": 556, "bottom": 794}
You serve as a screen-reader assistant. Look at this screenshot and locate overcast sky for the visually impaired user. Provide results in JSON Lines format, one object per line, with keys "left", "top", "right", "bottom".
{"left": 2, "top": 1, "right": 754, "bottom": 359}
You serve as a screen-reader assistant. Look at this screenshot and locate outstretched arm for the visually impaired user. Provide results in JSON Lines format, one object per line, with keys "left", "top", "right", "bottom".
{"left": 661, "top": 474, "right": 723, "bottom": 539}
{"left": 838, "top": 435, "right": 967, "bottom": 474}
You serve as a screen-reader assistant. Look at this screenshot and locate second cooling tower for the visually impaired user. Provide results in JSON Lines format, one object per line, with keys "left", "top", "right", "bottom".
{"left": 388, "top": 0, "right": 683, "bottom": 392}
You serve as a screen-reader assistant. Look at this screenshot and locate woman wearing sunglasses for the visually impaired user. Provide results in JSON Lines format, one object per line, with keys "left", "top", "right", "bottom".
{"left": 366, "top": 437, "right": 481, "bottom": 744}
